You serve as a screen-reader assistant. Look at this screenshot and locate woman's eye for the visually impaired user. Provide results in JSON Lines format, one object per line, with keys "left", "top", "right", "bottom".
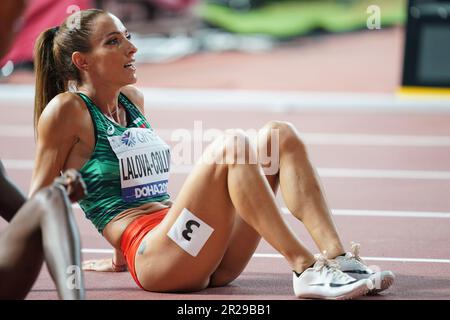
{"left": 107, "top": 38, "right": 119, "bottom": 45}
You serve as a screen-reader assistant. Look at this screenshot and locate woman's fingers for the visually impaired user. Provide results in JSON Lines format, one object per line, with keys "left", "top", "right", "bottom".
{"left": 82, "top": 259, "right": 114, "bottom": 272}
{"left": 82, "top": 258, "right": 127, "bottom": 272}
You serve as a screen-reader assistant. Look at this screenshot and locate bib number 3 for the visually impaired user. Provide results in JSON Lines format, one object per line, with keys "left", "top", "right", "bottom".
{"left": 182, "top": 220, "right": 201, "bottom": 241}
{"left": 167, "top": 208, "right": 214, "bottom": 257}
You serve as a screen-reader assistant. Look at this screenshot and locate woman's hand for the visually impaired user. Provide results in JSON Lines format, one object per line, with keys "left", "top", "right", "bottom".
{"left": 82, "top": 258, "right": 127, "bottom": 272}
{"left": 83, "top": 249, "right": 127, "bottom": 272}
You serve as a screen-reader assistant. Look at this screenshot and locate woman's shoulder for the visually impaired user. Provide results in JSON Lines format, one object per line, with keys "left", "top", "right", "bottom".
{"left": 42, "top": 91, "right": 86, "bottom": 117}
{"left": 38, "top": 92, "right": 88, "bottom": 130}
{"left": 121, "top": 85, "right": 144, "bottom": 113}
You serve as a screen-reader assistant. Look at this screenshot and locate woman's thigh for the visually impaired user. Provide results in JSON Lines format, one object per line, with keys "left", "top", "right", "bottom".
{"left": 135, "top": 158, "right": 239, "bottom": 292}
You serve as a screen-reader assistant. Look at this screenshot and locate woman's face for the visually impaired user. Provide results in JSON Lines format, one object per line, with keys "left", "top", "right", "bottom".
{"left": 82, "top": 13, "right": 138, "bottom": 87}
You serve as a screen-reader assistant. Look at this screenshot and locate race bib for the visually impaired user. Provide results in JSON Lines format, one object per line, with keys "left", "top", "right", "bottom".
{"left": 108, "top": 128, "right": 170, "bottom": 202}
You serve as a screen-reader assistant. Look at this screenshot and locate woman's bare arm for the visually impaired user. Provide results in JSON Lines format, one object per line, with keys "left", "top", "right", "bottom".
{"left": 29, "top": 93, "right": 86, "bottom": 196}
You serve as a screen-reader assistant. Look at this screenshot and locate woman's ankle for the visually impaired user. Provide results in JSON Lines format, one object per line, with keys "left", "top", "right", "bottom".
{"left": 292, "top": 256, "right": 316, "bottom": 274}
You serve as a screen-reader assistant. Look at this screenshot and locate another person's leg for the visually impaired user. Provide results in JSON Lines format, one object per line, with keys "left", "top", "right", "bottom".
{"left": 0, "top": 177, "right": 84, "bottom": 299}
{"left": 0, "top": 160, "right": 27, "bottom": 221}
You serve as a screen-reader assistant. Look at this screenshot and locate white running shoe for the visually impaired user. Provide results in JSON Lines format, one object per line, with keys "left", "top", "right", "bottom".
{"left": 335, "top": 242, "right": 395, "bottom": 295}
{"left": 293, "top": 253, "right": 373, "bottom": 300}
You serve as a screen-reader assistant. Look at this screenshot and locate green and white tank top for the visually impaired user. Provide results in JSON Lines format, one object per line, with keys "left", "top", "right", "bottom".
{"left": 77, "top": 92, "right": 170, "bottom": 233}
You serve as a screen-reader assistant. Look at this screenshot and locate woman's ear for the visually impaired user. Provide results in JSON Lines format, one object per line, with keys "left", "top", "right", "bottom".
{"left": 72, "top": 51, "right": 89, "bottom": 72}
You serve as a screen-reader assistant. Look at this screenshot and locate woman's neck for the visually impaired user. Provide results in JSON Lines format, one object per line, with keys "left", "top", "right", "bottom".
{"left": 78, "top": 82, "right": 121, "bottom": 114}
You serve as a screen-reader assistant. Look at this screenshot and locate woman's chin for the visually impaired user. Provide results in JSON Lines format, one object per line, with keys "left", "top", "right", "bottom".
{"left": 124, "top": 76, "right": 138, "bottom": 85}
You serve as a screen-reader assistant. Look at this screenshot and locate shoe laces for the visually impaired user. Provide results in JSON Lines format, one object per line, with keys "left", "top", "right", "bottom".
{"left": 349, "top": 241, "right": 364, "bottom": 263}
{"left": 314, "top": 251, "right": 349, "bottom": 282}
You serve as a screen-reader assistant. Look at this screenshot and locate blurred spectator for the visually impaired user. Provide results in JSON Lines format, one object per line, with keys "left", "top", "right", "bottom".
{"left": 94, "top": 0, "right": 200, "bottom": 36}
{"left": 152, "top": 0, "right": 198, "bottom": 12}
{"left": 0, "top": 0, "right": 27, "bottom": 59}
{"left": 94, "top": 0, "right": 199, "bottom": 21}
{"left": 0, "top": 0, "right": 92, "bottom": 69}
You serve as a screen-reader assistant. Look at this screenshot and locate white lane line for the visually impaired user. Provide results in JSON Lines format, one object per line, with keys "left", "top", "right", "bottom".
{"left": 72, "top": 204, "right": 450, "bottom": 219}
{"left": 317, "top": 168, "right": 450, "bottom": 180}
{"left": 2, "top": 85, "right": 450, "bottom": 112}
{"left": 363, "top": 257, "right": 450, "bottom": 263}
{"left": 252, "top": 253, "right": 450, "bottom": 264}
{"left": 159, "top": 130, "right": 450, "bottom": 147}
{"left": 2, "top": 159, "right": 34, "bottom": 169}
{"left": 81, "top": 249, "right": 450, "bottom": 264}
{"left": 82, "top": 248, "right": 114, "bottom": 254}
{"left": 155, "top": 166, "right": 450, "bottom": 180}
{"left": 3, "top": 124, "right": 450, "bottom": 147}
{"left": 0, "top": 125, "right": 34, "bottom": 137}
{"left": 3, "top": 159, "right": 450, "bottom": 180}
{"left": 280, "top": 208, "right": 450, "bottom": 218}
{"left": 138, "top": 88, "right": 450, "bottom": 112}
{"left": 299, "top": 132, "right": 450, "bottom": 147}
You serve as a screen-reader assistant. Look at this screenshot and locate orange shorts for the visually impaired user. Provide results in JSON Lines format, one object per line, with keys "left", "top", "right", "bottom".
{"left": 120, "top": 208, "right": 169, "bottom": 289}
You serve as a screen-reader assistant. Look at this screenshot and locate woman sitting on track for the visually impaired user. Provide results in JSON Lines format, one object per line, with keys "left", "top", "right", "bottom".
{"left": 30, "top": 9, "right": 394, "bottom": 300}
{"left": 0, "top": 165, "right": 86, "bottom": 299}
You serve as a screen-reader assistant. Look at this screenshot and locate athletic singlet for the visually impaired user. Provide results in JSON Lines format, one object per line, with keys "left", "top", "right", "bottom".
{"left": 76, "top": 92, "right": 171, "bottom": 233}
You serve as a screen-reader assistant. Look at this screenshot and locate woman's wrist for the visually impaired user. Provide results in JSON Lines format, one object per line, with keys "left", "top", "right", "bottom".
{"left": 112, "top": 249, "right": 127, "bottom": 272}
{"left": 111, "top": 258, "right": 127, "bottom": 272}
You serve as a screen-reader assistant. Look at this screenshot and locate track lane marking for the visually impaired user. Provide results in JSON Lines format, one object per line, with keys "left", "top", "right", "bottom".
{"left": 2, "top": 85, "right": 450, "bottom": 112}
{"left": 71, "top": 205, "right": 450, "bottom": 218}
{"left": 3, "top": 125, "right": 450, "bottom": 147}
{"left": 4, "top": 159, "right": 450, "bottom": 180}
{"left": 81, "top": 249, "right": 450, "bottom": 264}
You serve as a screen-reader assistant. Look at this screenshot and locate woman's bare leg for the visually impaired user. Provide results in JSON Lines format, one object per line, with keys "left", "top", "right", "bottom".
{"left": 0, "top": 184, "right": 84, "bottom": 299}
{"left": 266, "top": 121, "right": 345, "bottom": 257}
{"left": 208, "top": 120, "right": 346, "bottom": 286}
{"left": 134, "top": 130, "right": 315, "bottom": 292}
{"left": 209, "top": 168, "right": 279, "bottom": 286}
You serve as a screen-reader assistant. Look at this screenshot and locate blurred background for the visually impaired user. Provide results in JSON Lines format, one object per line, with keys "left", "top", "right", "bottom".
{"left": 3, "top": 0, "right": 450, "bottom": 96}
{"left": 0, "top": 0, "right": 409, "bottom": 93}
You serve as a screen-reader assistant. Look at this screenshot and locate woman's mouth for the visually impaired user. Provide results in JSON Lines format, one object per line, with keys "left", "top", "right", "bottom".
{"left": 124, "top": 63, "right": 136, "bottom": 71}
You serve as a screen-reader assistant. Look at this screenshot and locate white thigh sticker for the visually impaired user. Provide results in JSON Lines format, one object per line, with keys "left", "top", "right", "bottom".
{"left": 167, "top": 208, "right": 214, "bottom": 257}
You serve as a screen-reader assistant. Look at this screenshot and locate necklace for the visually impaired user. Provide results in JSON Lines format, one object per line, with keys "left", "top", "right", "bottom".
{"left": 106, "top": 105, "right": 126, "bottom": 126}
{"left": 108, "top": 106, "right": 119, "bottom": 116}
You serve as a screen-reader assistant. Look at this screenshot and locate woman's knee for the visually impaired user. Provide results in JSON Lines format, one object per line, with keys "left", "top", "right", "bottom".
{"left": 223, "top": 129, "right": 256, "bottom": 165}
{"left": 261, "top": 120, "right": 306, "bottom": 155}
{"left": 205, "top": 129, "right": 255, "bottom": 166}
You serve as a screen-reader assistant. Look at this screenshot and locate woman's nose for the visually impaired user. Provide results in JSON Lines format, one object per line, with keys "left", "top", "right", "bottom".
{"left": 126, "top": 38, "right": 137, "bottom": 55}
